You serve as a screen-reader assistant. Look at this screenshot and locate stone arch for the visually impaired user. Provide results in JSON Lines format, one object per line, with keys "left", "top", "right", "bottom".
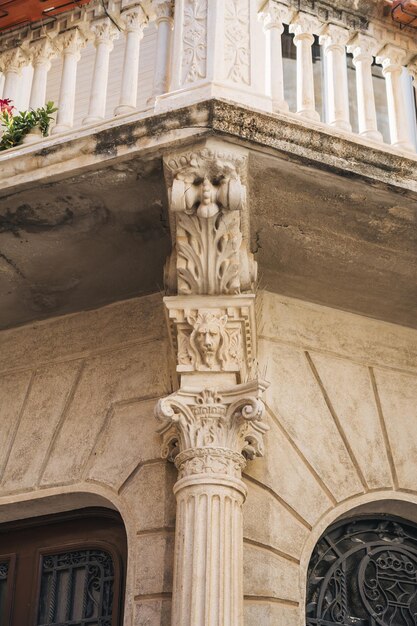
{"left": 0, "top": 483, "right": 135, "bottom": 626}
{"left": 298, "top": 491, "right": 417, "bottom": 625}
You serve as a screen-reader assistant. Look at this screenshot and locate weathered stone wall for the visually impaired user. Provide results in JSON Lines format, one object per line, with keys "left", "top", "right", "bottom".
{"left": 0, "top": 293, "right": 176, "bottom": 626}
{"left": 0, "top": 289, "right": 416, "bottom": 625}
{"left": 243, "top": 290, "right": 417, "bottom": 625}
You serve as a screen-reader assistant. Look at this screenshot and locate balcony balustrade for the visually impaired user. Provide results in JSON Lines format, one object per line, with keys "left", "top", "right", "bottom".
{"left": 0, "top": 0, "right": 416, "bottom": 154}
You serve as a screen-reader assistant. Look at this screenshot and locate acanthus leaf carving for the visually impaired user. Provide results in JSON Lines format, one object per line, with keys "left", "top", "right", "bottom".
{"left": 163, "top": 141, "right": 257, "bottom": 296}
{"left": 155, "top": 380, "right": 269, "bottom": 478}
{"left": 224, "top": 0, "right": 250, "bottom": 85}
{"left": 182, "top": 0, "right": 207, "bottom": 84}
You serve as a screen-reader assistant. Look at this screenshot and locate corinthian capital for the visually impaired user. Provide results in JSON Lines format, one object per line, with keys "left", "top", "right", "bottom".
{"left": 163, "top": 139, "right": 257, "bottom": 295}
{"left": 152, "top": 0, "right": 174, "bottom": 22}
{"left": 29, "top": 37, "right": 59, "bottom": 67}
{"left": 121, "top": 5, "right": 148, "bottom": 33}
{"left": 0, "top": 47, "right": 27, "bottom": 73}
{"left": 156, "top": 380, "right": 269, "bottom": 473}
{"left": 261, "top": 1, "right": 293, "bottom": 31}
{"left": 91, "top": 18, "right": 120, "bottom": 46}
{"left": 56, "top": 28, "right": 88, "bottom": 58}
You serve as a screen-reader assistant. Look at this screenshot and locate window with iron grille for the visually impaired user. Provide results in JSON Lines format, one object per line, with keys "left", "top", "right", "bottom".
{"left": 0, "top": 508, "right": 126, "bottom": 626}
{"left": 306, "top": 515, "right": 417, "bottom": 626}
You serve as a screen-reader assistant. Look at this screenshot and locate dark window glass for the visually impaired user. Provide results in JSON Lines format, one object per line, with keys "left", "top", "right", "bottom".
{"left": 306, "top": 515, "right": 417, "bottom": 626}
{"left": 0, "top": 562, "right": 8, "bottom": 626}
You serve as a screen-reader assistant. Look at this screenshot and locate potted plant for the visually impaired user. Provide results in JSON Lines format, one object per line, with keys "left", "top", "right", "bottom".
{"left": 0, "top": 100, "right": 57, "bottom": 151}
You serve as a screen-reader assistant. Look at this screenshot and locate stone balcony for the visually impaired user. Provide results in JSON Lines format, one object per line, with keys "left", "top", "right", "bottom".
{"left": 0, "top": 0, "right": 416, "bottom": 332}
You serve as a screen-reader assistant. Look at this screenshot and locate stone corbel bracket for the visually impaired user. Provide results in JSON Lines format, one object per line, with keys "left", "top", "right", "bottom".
{"left": 164, "top": 294, "right": 257, "bottom": 384}
{"left": 163, "top": 139, "right": 257, "bottom": 296}
{"left": 155, "top": 379, "right": 269, "bottom": 474}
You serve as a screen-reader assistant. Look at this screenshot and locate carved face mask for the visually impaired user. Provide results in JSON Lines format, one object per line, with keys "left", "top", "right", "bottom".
{"left": 194, "top": 323, "right": 221, "bottom": 364}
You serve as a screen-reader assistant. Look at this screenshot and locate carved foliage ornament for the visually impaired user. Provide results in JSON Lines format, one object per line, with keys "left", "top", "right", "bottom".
{"left": 155, "top": 381, "right": 269, "bottom": 476}
{"left": 224, "top": 0, "right": 250, "bottom": 85}
{"left": 164, "top": 296, "right": 256, "bottom": 380}
{"left": 182, "top": 0, "right": 207, "bottom": 84}
{"left": 163, "top": 145, "right": 257, "bottom": 295}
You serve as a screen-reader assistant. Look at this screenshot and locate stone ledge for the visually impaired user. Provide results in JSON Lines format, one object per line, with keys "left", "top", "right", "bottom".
{"left": 0, "top": 99, "right": 416, "bottom": 197}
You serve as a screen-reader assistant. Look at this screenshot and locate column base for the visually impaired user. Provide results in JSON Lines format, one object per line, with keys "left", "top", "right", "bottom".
{"left": 272, "top": 99, "right": 290, "bottom": 114}
{"left": 329, "top": 120, "right": 352, "bottom": 132}
{"left": 82, "top": 115, "right": 105, "bottom": 126}
{"left": 114, "top": 104, "right": 136, "bottom": 116}
{"left": 360, "top": 129, "right": 383, "bottom": 143}
{"left": 155, "top": 81, "right": 273, "bottom": 115}
{"left": 297, "top": 108, "right": 320, "bottom": 122}
{"left": 51, "top": 123, "right": 72, "bottom": 135}
{"left": 392, "top": 140, "right": 415, "bottom": 153}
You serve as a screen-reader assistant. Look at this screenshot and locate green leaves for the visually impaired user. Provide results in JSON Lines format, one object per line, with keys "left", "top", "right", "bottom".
{"left": 0, "top": 101, "right": 58, "bottom": 151}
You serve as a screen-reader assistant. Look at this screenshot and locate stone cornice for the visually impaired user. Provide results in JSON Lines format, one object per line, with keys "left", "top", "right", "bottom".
{"left": 1, "top": 99, "right": 416, "bottom": 199}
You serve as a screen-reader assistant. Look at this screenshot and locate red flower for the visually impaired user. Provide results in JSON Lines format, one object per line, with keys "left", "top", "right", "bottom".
{"left": 0, "top": 98, "right": 14, "bottom": 115}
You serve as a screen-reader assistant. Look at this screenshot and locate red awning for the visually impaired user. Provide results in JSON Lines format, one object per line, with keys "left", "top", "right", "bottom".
{"left": 0, "top": 0, "right": 92, "bottom": 32}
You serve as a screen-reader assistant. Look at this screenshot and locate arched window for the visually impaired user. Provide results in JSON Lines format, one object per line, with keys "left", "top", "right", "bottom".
{"left": 0, "top": 507, "right": 126, "bottom": 626}
{"left": 306, "top": 514, "right": 417, "bottom": 626}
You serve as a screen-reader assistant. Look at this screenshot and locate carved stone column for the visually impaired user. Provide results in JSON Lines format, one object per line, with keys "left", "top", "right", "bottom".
{"left": 29, "top": 38, "right": 58, "bottom": 110}
{"left": 348, "top": 34, "right": 382, "bottom": 142}
{"left": 114, "top": 6, "right": 147, "bottom": 116}
{"left": 377, "top": 44, "right": 414, "bottom": 152}
{"left": 261, "top": 1, "right": 293, "bottom": 113}
{"left": 83, "top": 19, "right": 119, "bottom": 125}
{"left": 52, "top": 29, "right": 87, "bottom": 134}
{"left": 156, "top": 139, "right": 268, "bottom": 626}
{"left": 289, "top": 13, "right": 321, "bottom": 121}
{"left": 320, "top": 23, "right": 351, "bottom": 132}
{"left": 149, "top": 0, "right": 174, "bottom": 102}
{"left": 0, "top": 48, "right": 27, "bottom": 104}
{"left": 156, "top": 381, "right": 268, "bottom": 625}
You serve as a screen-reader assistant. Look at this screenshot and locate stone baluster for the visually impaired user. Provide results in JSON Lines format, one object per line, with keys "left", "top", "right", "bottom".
{"left": 114, "top": 6, "right": 147, "bottom": 116}
{"left": 376, "top": 45, "right": 414, "bottom": 152}
{"left": 28, "top": 38, "right": 58, "bottom": 110}
{"left": 348, "top": 34, "right": 382, "bottom": 142}
{"left": 408, "top": 58, "right": 417, "bottom": 98}
{"left": 0, "top": 48, "right": 27, "bottom": 103}
{"left": 289, "top": 13, "right": 321, "bottom": 121}
{"left": 150, "top": 0, "right": 174, "bottom": 102}
{"left": 52, "top": 29, "right": 87, "bottom": 134}
{"left": 83, "top": 19, "right": 119, "bottom": 125}
{"left": 320, "top": 24, "right": 351, "bottom": 132}
{"left": 261, "top": 1, "right": 293, "bottom": 113}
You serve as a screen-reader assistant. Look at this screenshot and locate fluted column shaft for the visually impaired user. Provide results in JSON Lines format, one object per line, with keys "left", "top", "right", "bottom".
{"left": 53, "top": 29, "right": 86, "bottom": 134}
{"left": 290, "top": 15, "right": 320, "bottom": 121}
{"left": 172, "top": 451, "right": 246, "bottom": 626}
{"left": 83, "top": 20, "right": 118, "bottom": 125}
{"left": 377, "top": 45, "right": 414, "bottom": 152}
{"left": 115, "top": 6, "right": 147, "bottom": 115}
{"left": 348, "top": 34, "right": 382, "bottom": 142}
{"left": 151, "top": 1, "right": 173, "bottom": 100}
{"left": 262, "top": 2, "right": 292, "bottom": 113}
{"left": 320, "top": 24, "right": 351, "bottom": 132}
{"left": 157, "top": 377, "right": 268, "bottom": 626}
